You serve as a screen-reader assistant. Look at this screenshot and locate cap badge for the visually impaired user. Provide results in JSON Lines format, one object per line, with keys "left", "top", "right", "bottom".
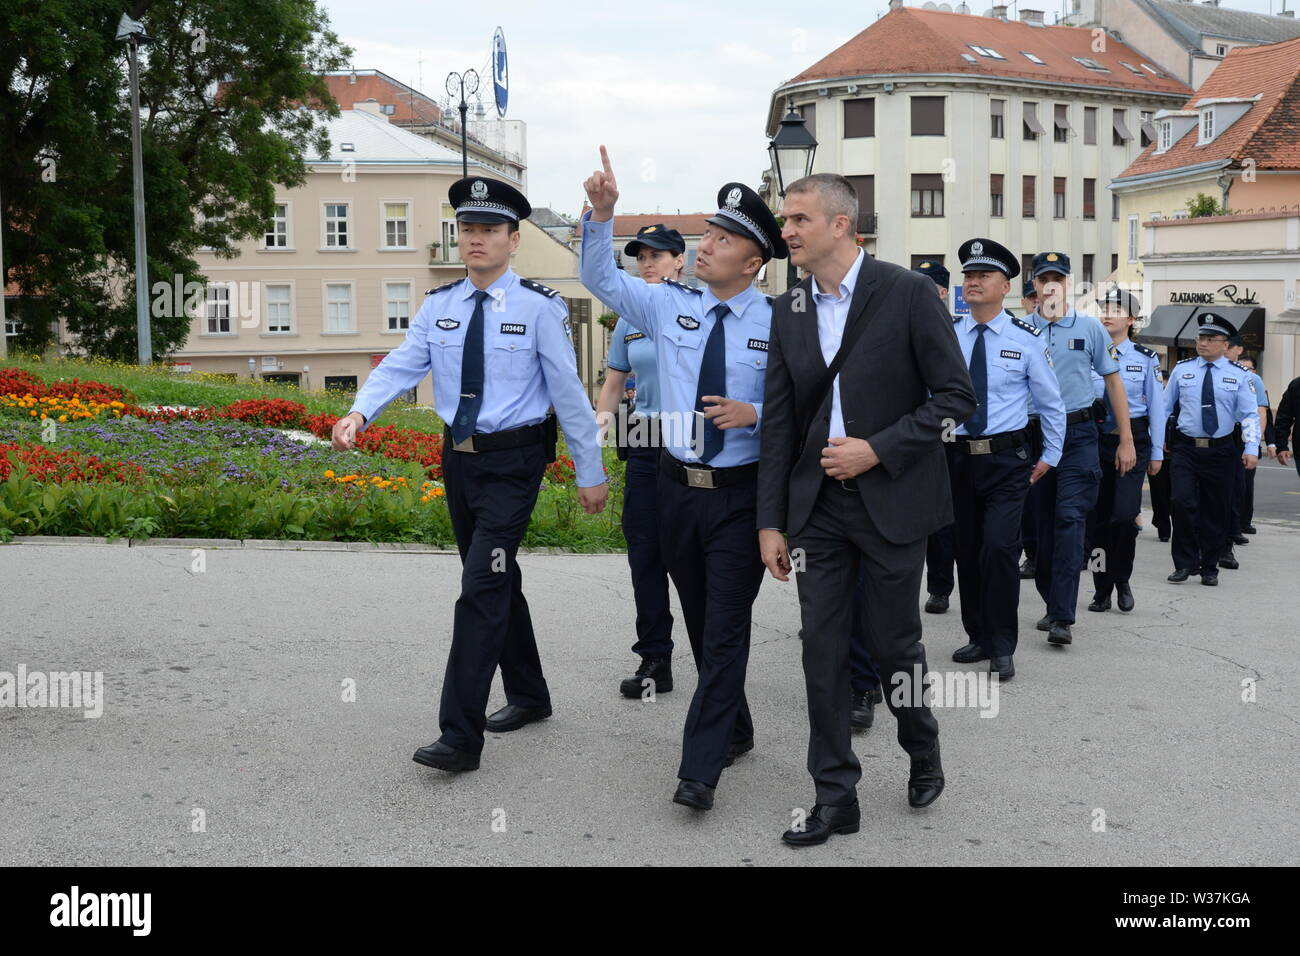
{"left": 645, "top": 226, "right": 656, "bottom": 232}
{"left": 470, "top": 180, "right": 488, "bottom": 199}
{"left": 725, "top": 187, "right": 742, "bottom": 209}
{"left": 1046, "top": 253, "right": 1059, "bottom": 262}
{"left": 920, "top": 261, "right": 931, "bottom": 269}
{"left": 970, "top": 241, "right": 983, "bottom": 255}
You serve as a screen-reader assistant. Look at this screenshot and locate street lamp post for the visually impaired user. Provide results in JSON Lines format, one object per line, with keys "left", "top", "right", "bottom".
{"left": 767, "top": 106, "right": 818, "bottom": 291}
{"left": 116, "top": 14, "right": 155, "bottom": 367}
{"left": 445, "top": 69, "right": 480, "bottom": 179}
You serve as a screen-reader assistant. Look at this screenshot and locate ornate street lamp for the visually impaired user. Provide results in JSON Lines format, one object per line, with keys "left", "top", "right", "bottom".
{"left": 767, "top": 107, "right": 818, "bottom": 288}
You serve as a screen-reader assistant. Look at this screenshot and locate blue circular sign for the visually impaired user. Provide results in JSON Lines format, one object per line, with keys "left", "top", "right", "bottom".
{"left": 492, "top": 27, "right": 508, "bottom": 118}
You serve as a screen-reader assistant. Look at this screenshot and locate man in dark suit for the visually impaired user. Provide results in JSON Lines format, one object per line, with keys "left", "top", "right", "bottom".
{"left": 757, "top": 173, "right": 976, "bottom": 848}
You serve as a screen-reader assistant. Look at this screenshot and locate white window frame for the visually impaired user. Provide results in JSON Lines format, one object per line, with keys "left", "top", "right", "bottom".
{"left": 264, "top": 202, "right": 291, "bottom": 249}
{"left": 1198, "top": 107, "right": 1215, "bottom": 144}
{"left": 1158, "top": 120, "right": 1172, "bottom": 152}
{"left": 263, "top": 282, "right": 294, "bottom": 334}
{"left": 323, "top": 281, "right": 356, "bottom": 333}
{"left": 1127, "top": 215, "right": 1139, "bottom": 263}
{"left": 204, "top": 284, "right": 232, "bottom": 334}
{"left": 383, "top": 280, "right": 413, "bottom": 332}
{"left": 322, "top": 201, "right": 351, "bottom": 250}
{"left": 196, "top": 213, "right": 227, "bottom": 252}
{"left": 380, "top": 199, "right": 414, "bottom": 250}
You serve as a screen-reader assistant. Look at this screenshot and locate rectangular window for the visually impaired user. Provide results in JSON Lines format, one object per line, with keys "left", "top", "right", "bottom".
{"left": 990, "top": 173, "right": 1004, "bottom": 217}
{"left": 265, "top": 284, "right": 291, "bottom": 333}
{"left": 1054, "top": 177, "right": 1066, "bottom": 218}
{"left": 264, "top": 204, "right": 288, "bottom": 248}
{"left": 1023, "top": 102, "right": 1044, "bottom": 139}
{"left": 844, "top": 98, "right": 875, "bottom": 138}
{"left": 383, "top": 202, "right": 409, "bottom": 248}
{"left": 846, "top": 174, "right": 875, "bottom": 232}
{"left": 1083, "top": 254, "right": 1094, "bottom": 285}
{"left": 1021, "top": 254, "right": 1034, "bottom": 279}
{"left": 205, "top": 286, "right": 230, "bottom": 334}
{"left": 326, "top": 283, "right": 353, "bottom": 332}
{"left": 1158, "top": 121, "right": 1172, "bottom": 152}
{"left": 1083, "top": 178, "right": 1096, "bottom": 219}
{"left": 324, "top": 376, "right": 358, "bottom": 392}
{"left": 1022, "top": 175, "right": 1036, "bottom": 217}
{"left": 4, "top": 315, "right": 18, "bottom": 337}
{"left": 1113, "top": 192, "right": 1120, "bottom": 221}
{"left": 1084, "top": 107, "right": 1097, "bottom": 145}
{"left": 1140, "top": 110, "right": 1154, "bottom": 148}
{"left": 1127, "top": 215, "right": 1139, "bottom": 263}
{"left": 911, "top": 96, "right": 945, "bottom": 136}
{"left": 385, "top": 281, "right": 411, "bottom": 331}
{"left": 1053, "top": 104, "right": 1071, "bottom": 143}
{"left": 991, "top": 99, "right": 1005, "bottom": 138}
{"left": 1199, "top": 108, "right": 1215, "bottom": 142}
{"left": 1112, "top": 109, "right": 1132, "bottom": 146}
{"left": 1110, "top": 253, "right": 1118, "bottom": 275}
{"left": 797, "top": 102, "right": 816, "bottom": 139}
{"left": 325, "top": 203, "right": 350, "bottom": 248}
{"left": 910, "top": 173, "right": 944, "bottom": 217}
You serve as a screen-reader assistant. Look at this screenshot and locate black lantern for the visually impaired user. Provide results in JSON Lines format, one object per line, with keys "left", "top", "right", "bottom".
{"left": 767, "top": 108, "right": 818, "bottom": 197}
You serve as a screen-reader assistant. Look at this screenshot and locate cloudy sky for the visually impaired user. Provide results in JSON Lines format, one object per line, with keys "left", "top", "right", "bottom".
{"left": 326, "top": 0, "right": 1290, "bottom": 217}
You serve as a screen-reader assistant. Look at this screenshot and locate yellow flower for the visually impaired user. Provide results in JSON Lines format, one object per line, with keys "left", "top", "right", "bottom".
{"left": 324, "top": 469, "right": 335, "bottom": 478}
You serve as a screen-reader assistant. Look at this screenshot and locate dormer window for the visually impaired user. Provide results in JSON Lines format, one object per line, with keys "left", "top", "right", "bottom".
{"left": 1199, "top": 107, "right": 1215, "bottom": 143}
{"left": 1158, "top": 120, "right": 1172, "bottom": 152}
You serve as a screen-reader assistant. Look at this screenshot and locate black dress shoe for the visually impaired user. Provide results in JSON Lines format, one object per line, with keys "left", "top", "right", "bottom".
{"left": 1158, "top": 532, "right": 1171, "bottom": 542}
{"left": 924, "top": 593, "right": 949, "bottom": 614}
{"left": 1168, "top": 568, "right": 1192, "bottom": 583}
{"left": 952, "top": 642, "right": 989, "bottom": 664}
{"left": 1019, "top": 558, "right": 1036, "bottom": 579}
{"left": 1232, "top": 534, "right": 1249, "bottom": 546}
{"left": 908, "top": 742, "right": 944, "bottom": 808}
{"left": 1115, "top": 582, "right": 1135, "bottom": 612}
{"left": 485, "top": 703, "right": 552, "bottom": 733}
{"left": 673, "top": 779, "right": 714, "bottom": 810}
{"left": 619, "top": 656, "right": 673, "bottom": 698}
{"left": 990, "top": 655, "right": 1015, "bottom": 680}
{"left": 1201, "top": 571, "right": 1219, "bottom": 586}
{"left": 723, "top": 737, "right": 754, "bottom": 767}
{"left": 1047, "top": 622, "right": 1072, "bottom": 645}
{"left": 1219, "top": 552, "right": 1239, "bottom": 570}
{"left": 781, "top": 801, "right": 861, "bottom": 847}
{"left": 412, "top": 740, "right": 480, "bottom": 772}
{"left": 1087, "top": 593, "right": 1111, "bottom": 612}
{"left": 1243, "top": 524, "right": 1257, "bottom": 534}
{"left": 1035, "top": 614, "right": 1053, "bottom": 632}
{"left": 849, "top": 691, "right": 876, "bottom": 730}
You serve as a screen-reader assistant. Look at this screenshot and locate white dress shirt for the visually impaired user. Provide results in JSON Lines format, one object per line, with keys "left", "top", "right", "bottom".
{"left": 812, "top": 248, "right": 866, "bottom": 439}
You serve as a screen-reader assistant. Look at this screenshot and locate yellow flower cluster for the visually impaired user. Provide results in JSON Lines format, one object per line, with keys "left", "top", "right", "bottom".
{"left": 2, "top": 393, "right": 128, "bottom": 422}
{"left": 322, "top": 470, "right": 445, "bottom": 503}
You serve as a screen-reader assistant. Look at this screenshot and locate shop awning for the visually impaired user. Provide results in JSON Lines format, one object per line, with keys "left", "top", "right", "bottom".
{"left": 1139, "top": 305, "right": 1266, "bottom": 349}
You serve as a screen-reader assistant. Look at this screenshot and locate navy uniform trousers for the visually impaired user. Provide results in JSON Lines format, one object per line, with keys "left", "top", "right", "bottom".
{"left": 1034, "top": 420, "right": 1102, "bottom": 625}
{"left": 656, "top": 465, "right": 763, "bottom": 787}
{"left": 439, "top": 441, "right": 552, "bottom": 756}
{"left": 1148, "top": 455, "right": 1173, "bottom": 539}
{"left": 946, "top": 441, "right": 1033, "bottom": 658}
{"left": 1169, "top": 435, "right": 1237, "bottom": 575}
{"left": 622, "top": 443, "right": 674, "bottom": 659}
{"left": 1087, "top": 423, "right": 1152, "bottom": 596}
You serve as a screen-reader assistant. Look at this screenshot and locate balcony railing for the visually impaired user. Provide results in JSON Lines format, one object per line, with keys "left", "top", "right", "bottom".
{"left": 429, "top": 246, "right": 461, "bottom": 265}
{"left": 857, "top": 212, "right": 878, "bottom": 235}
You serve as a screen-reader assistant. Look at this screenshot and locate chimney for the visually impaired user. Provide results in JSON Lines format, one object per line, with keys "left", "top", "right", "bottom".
{"left": 991, "top": 4, "right": 1007, "bottom": 17}
{"left": 353, "top": 98, "right": 387, "bottom": 120}
{"left": 1279, "top": 9, "right": 1295, "bottom": 16}
{"left": 1020, "top": 7, "right": 1044, "bottom": 22}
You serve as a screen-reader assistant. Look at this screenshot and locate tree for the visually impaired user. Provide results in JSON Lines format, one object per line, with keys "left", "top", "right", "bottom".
{"left": 1185, "top": 192, "right": 1226, "bottom": 218}
{"left": 0, "top": 0, "right": 351, "bottom": 360}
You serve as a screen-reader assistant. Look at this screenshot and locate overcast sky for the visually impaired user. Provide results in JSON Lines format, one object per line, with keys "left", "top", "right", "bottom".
{"left": 326, "top": 0, "right": 1291, "bottom": 218}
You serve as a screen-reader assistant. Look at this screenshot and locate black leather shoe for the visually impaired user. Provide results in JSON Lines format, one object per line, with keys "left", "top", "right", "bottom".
{"left": 849, "top": 692, "right": 876, "bottom": 731}
{"left": 1115, "top": 582, "right": 1134, "bottom": 612}
{"left": 1168, "top": 568, "right": 1192, "bottom": 583}
{"left": 673, "top": 779, "right": 714, "bottom": 810}
{"left": 723, "top": 737, "right": 754, "bottom": 767}
{"left": 1201, "top": 571, "right": 1219, "bottom": 586}
{"left": 952, "top": 642, "right": 989, "bottom": 664}
{"left": 485, "top": 703, "right": 552, "bottom": 733}
{"left": 619, "top": 656, "right": 673, "bottom": 698}
{"left": 1047, "top": 622, "right": 1072, "bottom": 645}
{"left": 924, "top": 593, "right": 949, "bottom": 614}
{"left": 990, "top": 655, "right": 1015, "bottom": 680}
{"left": 1158, "top": 532, "right": 1171, "bottom": 542}
{"left": 1232, "top": 534, "right": 1249, "bottom": 546}
{"left": 1035, "top": 614, "right": 1053, "bottom": 632}
{"left": 412, "top": 740, "right": 479, "bottom": 772}
{"left": 908, "top": 742, "right": 944, "bottom": 808}
{"left": 1243, "top": 524, "right": 1257, "bottom": 535}
{"left": 781, "top": 800, "right": 861, "bottom": 847}
{"left": 1019, "top": 558, "right": 1036, "bottom": 579}
{"left": 1219, "top": 552, "right": 1239, "bottom": 570}
{"left": 1087, "top": 593, "right": 1111, "bottom": 612}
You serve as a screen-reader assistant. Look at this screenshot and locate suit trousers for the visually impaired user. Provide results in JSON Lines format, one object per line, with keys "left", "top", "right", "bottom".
{"left": 791, "top": 478, "right": 940, "bottom": 807}
{"left": 1034, "top": 421, "right": 1102, "bottom": 624}
{"left": 925, "top": 524, "right": 955, "bottom": 597}
{"left": 439, "top": 441, "right": 551, "bottom": 756}
{"left": 657, "top": 469, "right": 764, "bottom": 788}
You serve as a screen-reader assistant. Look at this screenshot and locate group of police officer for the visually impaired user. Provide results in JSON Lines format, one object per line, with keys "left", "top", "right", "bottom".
{"left": 331, "top": 164, "right": 1264, "bottom": 847}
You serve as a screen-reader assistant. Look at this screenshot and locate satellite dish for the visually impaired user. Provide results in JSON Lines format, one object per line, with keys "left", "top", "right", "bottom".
{"left": 492, "top": 27, "right": 508, "bottom": 118}
{"left": 938, "top": 2, "right": 953, "bottom": 9}
{"left": 923, "top": 1, "right": 938, "bottom": 8}
{"left": 982, "top": 8, "right": 994, "bottom": 15}
{"left": 957, "top": 2, "right": 971, "bottom": 11}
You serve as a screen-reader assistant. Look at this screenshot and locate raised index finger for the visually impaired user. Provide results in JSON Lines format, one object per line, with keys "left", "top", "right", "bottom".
{"left": 600, "top": 144, "right": 612, "bottom": 175}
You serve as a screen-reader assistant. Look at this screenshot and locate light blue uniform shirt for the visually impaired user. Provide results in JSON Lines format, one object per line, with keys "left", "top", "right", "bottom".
{"left": 1089, "top": 338, "right": 1167, "bottom": 461}
{"left": 606, "top": 316, "right": 662, "bottom": 417}
{"left": 580, "top": 213, "right": 767, "bottom": 468}
{"left": 1162, "top": 355, "right": 1260, "bottom": 456}
{"left": 1248, "top": 370, "right": 1268, "bottom": 408}
{"left": 952, "top": 310, "right": 1067, "bottom": 467}
{"left": 347, "top": 268, "right": 605, "bottom": 487}
{"left": 1028, "top": 309, "right": 1120, "bottom": 412}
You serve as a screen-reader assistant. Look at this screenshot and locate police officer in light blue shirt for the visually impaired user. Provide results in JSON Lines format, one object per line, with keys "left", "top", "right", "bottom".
{"left": 582, "top": 145, "right": 784, "bottom": 811}
{"left": 1025, "top": 251, "right": 1135, "bottom": 647}
{"left": 332, "top": 175, "right": 608, "bottom": 774}
{"left": 1085, "top": 289, "right": 1165, "bottom": 615}
{"left": 946, "top": 239, "right": 1065, "bottom": 680}
{"left": 1163, "top": 313, "right": 1261, "bottom": 586}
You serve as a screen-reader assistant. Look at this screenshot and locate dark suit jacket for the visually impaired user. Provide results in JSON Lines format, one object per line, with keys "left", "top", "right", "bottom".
{"left": 757, "top": 252, "right": 976, "bottom": 544}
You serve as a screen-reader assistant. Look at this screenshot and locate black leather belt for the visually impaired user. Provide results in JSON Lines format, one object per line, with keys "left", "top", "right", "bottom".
{"left": 1170, "top": 429, "right": 1235, "bottom": 449}
{"left": 659, "top": 450, "right": 758, "bottom": 489}
{"left": 1105, "top": 415, "right": 1149, "bottom": 437}
{"left": 951, "top": 427, "right": 1031, "bottom": 456}
{"left": 444, "top": 420, "right": 546, "bottom": 453}
{"left": 1066, "top": 408, "right": 1095, "bottom": 425}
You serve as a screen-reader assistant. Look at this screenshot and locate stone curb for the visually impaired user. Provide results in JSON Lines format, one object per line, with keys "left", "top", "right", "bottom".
{"left": 0, "top": 534, "right": 620, "bottom": 555}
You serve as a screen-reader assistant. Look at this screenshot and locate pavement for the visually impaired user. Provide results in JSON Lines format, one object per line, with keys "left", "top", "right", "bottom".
{"left": 2, "top": 504, "right": 1297, "bottom": 867}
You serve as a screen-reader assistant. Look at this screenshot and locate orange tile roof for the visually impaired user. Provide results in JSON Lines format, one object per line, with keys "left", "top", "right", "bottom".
{"left": 786, "top": 7, "right": 1190, "bottom": 96}
{"left": 576, "top": 212, "right": 712, "bottom": 238}
{"left": 317, "top": 72, "right": 443, "bottom": 126}
{"left": 1118, "top": 36, "right": 1300, "bottom": 178}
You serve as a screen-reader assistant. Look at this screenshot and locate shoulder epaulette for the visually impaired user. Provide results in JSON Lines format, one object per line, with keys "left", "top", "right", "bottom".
{"left": 664, "top": 277, "right": 703, "bottom": 295}
{"left": 1230, "top": 360, "right": 1250, "bottom": 372}
{"left": 1134, "top": 344, "right": 1157, "bottom": 359}
{"left": 1011, "top": 317, "right": 1042, "bottom": 337}
{"left": 1175, "top": 356, "right": 1196, "bottom": 365}
{"left": 426, "top": 281, "right": 459, "bottom": 295}
{"left": 520, "top": 278, "right": 560, "bottom": 298}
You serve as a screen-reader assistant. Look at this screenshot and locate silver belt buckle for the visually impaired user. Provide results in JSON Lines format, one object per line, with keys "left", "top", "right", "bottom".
{"left": 968, "top": 438, "right": 992, "bottom": 455}
{"left": 1195, "top": 438, "right": 1210, "bottom": 448}
{"left": 452, "top": 435, "right": 478, "bottom": 453}
{"left": 684, "top": 466, "right": 715, "bottom": 489}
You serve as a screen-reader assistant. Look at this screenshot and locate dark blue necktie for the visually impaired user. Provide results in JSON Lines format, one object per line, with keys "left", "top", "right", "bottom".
{"left": 695, "top": 304, "right": 728, "bottom": 462}
{"left": 966, "top": 324, "right": 989, "bottom": 437}
{"left": 1201, "top": 361, "right": 1218, "bottom": 435}
{"left": 451, "top": 289, "right": 489, "bottom": 443}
